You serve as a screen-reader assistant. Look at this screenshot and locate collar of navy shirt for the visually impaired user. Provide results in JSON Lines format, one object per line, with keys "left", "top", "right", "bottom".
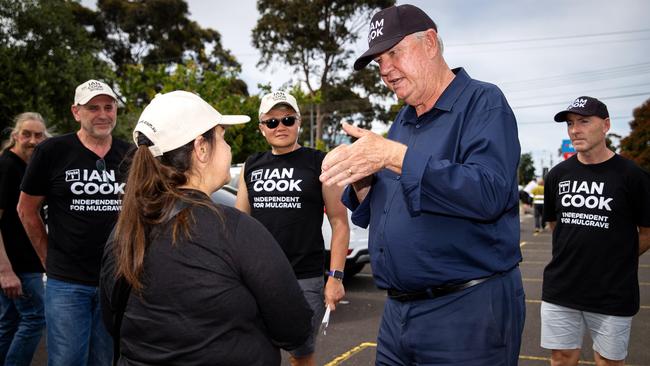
{"left": 400, "top": 67, "right": 471, "bottom": 125}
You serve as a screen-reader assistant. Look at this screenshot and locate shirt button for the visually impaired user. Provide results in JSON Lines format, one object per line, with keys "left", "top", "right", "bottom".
{"left": 396, "top": 176, "right": 400, "bottom": 180}
{"left": 415, "top": 124, "right": 421, "bottom": 129}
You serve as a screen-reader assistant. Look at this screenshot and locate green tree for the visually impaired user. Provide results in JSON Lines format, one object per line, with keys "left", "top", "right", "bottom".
{"left": 0, "top": 0, "right": 112, "bottom": 133}
{"left": 518, "top": 153, "right": 535, "bottom": 185}
{"left": 116, "top": 61, "right": 266, "bottom": 163}
{"left": 620, "top": 98, "right": 650, "bottom": 172}
{"left": 605, "top": 132, "right": 621, "bottom": 153}
{"left": 90, "top": 0, "right": 240, "bottom": 76}
{"left": 252, "top": 0, "right": 394, "bottom": 146}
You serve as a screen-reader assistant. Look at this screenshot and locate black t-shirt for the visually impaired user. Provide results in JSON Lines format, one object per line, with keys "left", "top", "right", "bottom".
{"left": 542, "top": 154, "right": 650, "bottom": 316}
{"left": 244, "top": 147, "right": 326, "bottom": 279}
{"left": 21, "top": 133, "right": 130, "bottom": 285}
{"left": 100, "top": 193, "right": 312, "bottom": 366}
{"left": 0, "top": 150, "right": 44, "bottom": 273}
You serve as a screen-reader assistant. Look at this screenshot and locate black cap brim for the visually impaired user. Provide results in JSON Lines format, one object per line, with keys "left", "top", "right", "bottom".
{"left": 353, "top": 34, "right": 406, "bottom": 71}
{"left": 553, "top": 111, "right": 570, "bottom": 122}
{"left": 554, "top": 110, "right": 595, "bottom": 122}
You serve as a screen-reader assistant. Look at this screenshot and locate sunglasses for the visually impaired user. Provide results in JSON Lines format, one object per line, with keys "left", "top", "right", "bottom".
{"left": 96, "top": 158, "right": 106, "bottom": 172}
{"left": 260, "top": 116, "right": 298, "bottom": 129}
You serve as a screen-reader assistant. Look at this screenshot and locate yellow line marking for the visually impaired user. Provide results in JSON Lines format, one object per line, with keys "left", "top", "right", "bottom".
{"left": 525, "top": 299, "right": 650, "bottom": 310}
{"left": 519, "top": 355, "right": 645, "bottom": 365}
{"left": 324, "top": 342, "right": 377, "bottom": 366}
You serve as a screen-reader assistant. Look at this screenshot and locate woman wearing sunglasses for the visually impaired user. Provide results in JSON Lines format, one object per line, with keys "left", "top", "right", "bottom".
{"left": 100, "top": 91, "right": 312, "bottom": 365}
{"left": 235, "top": 90, "right": 349, "bottom": 366}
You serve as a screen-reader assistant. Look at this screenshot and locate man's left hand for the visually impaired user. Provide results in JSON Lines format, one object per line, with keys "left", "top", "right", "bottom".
{"left": 324, "top": 277, "right": 345, "bottom": 311}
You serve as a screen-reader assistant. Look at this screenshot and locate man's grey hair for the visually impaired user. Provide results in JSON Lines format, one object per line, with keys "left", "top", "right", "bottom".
{"left": 413, "top": 30, "right": 444, "bottom": 55}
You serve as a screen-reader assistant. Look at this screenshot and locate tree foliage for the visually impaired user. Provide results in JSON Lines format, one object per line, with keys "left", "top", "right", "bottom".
{"left": 252, "top": 0, "right": 394, "bottom": 145}
{"left": 620, "top": 98, "right": 650, "bottom": 172}
{"left": 518, "top": 153, "right": 536, "bottom": 185}
{"left": 0, "top": 0, "right": 250, "bottom": 152}
{"left": 91, "top": 0, "right": 240, "bottom": 76}
{"left": 0, "top": 0, "right": 112, "bottom": 133}
{"left": 115, "top": 61, "right": 265, "bottom": 163}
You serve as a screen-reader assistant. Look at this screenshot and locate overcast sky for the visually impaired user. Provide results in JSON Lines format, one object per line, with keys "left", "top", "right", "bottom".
{"left": 86, "top": 0, "right": 650, "bottom": 175}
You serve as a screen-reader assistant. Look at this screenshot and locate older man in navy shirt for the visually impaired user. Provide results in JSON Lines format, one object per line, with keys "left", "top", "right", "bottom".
{"left": 320, "top": 4, "right": 524, "bottom": 365}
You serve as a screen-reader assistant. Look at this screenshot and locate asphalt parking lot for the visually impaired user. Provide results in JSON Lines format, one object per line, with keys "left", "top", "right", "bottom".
{"left": 307, "top": 214, "right": 650, "bottom": 366}
{"left": 30, "top": 214, "right": 649, "bottom": 365}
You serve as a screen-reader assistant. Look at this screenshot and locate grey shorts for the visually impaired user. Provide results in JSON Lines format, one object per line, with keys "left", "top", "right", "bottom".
{"left": 540, "top": 301, "right": 632, "bottom": 361}
{"left": 290, "top": 276, "right": 325, "bottom": 358}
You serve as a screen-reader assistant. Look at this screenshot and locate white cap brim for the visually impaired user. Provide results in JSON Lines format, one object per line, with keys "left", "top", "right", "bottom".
{"left": 133, "top": 90, "right": 251, "bottom": 157}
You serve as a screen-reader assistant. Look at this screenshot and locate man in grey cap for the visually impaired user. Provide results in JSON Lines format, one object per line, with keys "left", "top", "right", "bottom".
{"left": 541, "top": 96, "right": 650, "bottom": 366}
{"left": 320, "top": 4, "right": 524, "bottom": 365}
{"left": 18, "top": 79, "right": 130, "bottom": 365}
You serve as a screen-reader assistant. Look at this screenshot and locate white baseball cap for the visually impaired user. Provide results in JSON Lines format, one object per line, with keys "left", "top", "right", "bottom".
{"left": 74, "top": 79, "right": 118, "bottom": 105}
{"left": 258, "top": 90, "right": 300, "bottom": 118}
{"left": 133, "top": 90, "right": 251, "bottom": 157}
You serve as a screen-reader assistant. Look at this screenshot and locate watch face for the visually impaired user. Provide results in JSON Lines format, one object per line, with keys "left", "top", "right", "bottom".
{"left": 330, "top": 270, "right": 344, "bottom": 280}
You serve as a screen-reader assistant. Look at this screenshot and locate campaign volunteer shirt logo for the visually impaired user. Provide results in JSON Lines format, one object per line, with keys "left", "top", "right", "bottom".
{"left": 558, "top": 180, "right": 613, "bottom": 229}
{"left": 250, "top": 168, "right": 302, "bottom": 209}
{"left": 65, "top": 168, "right": 125, "bottom": 212}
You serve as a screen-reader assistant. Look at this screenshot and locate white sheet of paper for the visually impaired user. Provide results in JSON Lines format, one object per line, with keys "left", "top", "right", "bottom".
{"left": 320, "top": 305, "right": 331, "bottom": 335}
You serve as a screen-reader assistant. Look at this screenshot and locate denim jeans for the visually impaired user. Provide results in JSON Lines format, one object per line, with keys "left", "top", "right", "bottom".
{"left": 45, "top": 278, "right": 112, "bottom": 366}
{"left": 0, "top": 272, "right": 45, "bottom": 366}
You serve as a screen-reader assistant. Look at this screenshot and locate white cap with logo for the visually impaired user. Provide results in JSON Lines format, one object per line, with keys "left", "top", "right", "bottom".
{"left": 133, "top": 90, "right": 251, "bottom": 157}
{"left": 74, "top": 79, "right": 118, "bottom": 105}
{"left": 258, "top": 90, "right": 301, "bottom": 118}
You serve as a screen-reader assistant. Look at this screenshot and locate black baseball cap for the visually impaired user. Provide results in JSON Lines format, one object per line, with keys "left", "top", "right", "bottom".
{"left": 553, "top": 96, "right": 609, "bottom": 122}
{"left": 353, "top": 4, "right": 437, "bottom": 71}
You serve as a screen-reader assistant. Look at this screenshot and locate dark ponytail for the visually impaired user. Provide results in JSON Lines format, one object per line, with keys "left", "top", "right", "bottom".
{"left": 113, "top": 129, "right": 218, "bottom": 292}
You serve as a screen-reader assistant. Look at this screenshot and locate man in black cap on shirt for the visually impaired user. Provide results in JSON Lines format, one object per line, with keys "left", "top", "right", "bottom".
{"left": 541, "top": 96, "right": 650, "bottom": 366}
{"left": 320, "top": 4, "right": 524, "bottom": 365}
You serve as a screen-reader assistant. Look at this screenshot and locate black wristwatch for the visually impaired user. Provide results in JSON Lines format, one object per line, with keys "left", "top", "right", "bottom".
{"left": 327, "top": 270, "right": 344, "bottom": 281}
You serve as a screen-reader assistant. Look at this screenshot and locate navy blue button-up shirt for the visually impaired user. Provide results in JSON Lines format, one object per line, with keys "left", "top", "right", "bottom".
{"left": 344, "top": 68, "right": 522, "bottom": 291}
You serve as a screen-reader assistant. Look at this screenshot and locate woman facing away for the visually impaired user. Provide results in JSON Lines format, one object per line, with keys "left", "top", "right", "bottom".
{"left": 99, "top": 91, "right": 312, "bottom": 366}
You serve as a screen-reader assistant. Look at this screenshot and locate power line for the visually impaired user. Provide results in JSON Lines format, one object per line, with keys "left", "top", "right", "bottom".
{"left": 512, "top": 92, "right": 649, "bottom": 109}
{"left": 447, "top": 28, "right": 650, "bottom": 47}
{"left": 506, "top": 81, "right": 650, "bottom": 98}
{"left": 518, "top": 116, "right": 630, "bottom": 125}
{"left": 449, "top": 37, "right": 650, "bottom": 55}
{"left": 500, "top": 62, "right": 650, "bottom": 88}
{"left": 506, "top": 82, "right": 650, "bottom": 105}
